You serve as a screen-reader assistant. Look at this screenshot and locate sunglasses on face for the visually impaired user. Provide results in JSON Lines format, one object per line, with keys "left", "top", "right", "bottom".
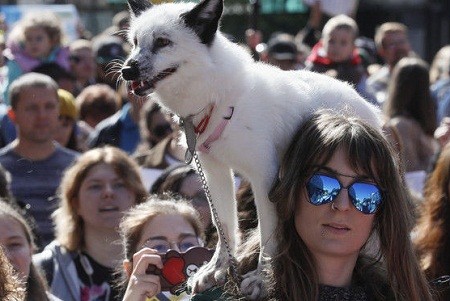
{"left": 306, "top": 173, "right": 383, "bottom": 214}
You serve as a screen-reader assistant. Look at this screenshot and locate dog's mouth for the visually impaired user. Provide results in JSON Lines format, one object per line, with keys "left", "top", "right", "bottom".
{"left": 129, "top": 67, "right": 178, "bottom": 96}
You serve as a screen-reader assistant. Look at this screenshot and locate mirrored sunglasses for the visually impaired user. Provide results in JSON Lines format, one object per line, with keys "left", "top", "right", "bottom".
{"left": 306, "top": 173, "right": 382, "bottom": 214}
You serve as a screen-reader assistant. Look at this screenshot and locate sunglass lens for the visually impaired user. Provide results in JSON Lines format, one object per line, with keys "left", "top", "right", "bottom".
{"left": 307, "top": 174, "right": 340, "bottom": 205}
{"left": 348, "top": 183, "right": 382, "bottom": 214}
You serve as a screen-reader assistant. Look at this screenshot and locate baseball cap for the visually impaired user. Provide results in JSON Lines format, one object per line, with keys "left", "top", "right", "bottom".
{"left": 267, "top": 36, "right": 298, "bottom": 61}
{"left": 93, "top": 36, "right": 126, "bottom": 65}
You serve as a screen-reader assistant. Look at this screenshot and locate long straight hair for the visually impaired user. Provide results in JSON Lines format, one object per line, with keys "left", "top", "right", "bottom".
{"left": 268, "top": 111, "right": 432, "bottom": 300}
{"left": 384, "top": 57, "right": 437, "bottom": 136}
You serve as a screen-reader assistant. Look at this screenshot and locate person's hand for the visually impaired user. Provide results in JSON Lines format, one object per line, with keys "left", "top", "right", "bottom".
{"left": 434, "top": 117, "right": 450, "bottom": 147}
{"left": 123, "top": 248, "right": 164, "bottom": 301}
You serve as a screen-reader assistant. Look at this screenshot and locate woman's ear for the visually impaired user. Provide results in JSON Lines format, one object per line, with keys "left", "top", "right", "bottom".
{"left": 123, "top": 259, "right": 133, "bottom": 278}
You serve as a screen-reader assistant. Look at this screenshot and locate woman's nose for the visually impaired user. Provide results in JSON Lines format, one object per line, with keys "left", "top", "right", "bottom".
{"left": 332, "top": 188, "right": 351, "bottom": 211}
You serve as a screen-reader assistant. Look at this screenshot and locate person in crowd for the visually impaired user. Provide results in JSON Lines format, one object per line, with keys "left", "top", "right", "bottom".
{"left": 31, "top": 62, "right": 76, "bottom": 96}
{"left": 89, "top": 92, "right": 145, "bottom": 154}
{"left": 92, "top": 35, "right": 126, "bottom": 90}
{"left": 296, "top": 0, "right": 359, "bottom": 48}
{"left": 305, "top": 14, "right": 374, "bottom": 103}
{"left": 2, "top": 11, "right": 70, "bottom": 103}
{"left": 54, "top": 89, "right": 79, "bottom": 152}
{"left": 76, "top": 84, "right": 121, "bottom": 152}
{"left": 0, "top": 201, "right": 61, "bottom": 301}
{"left": 197, "top": 111, "right": 432, "bottom": 300}
{"left": 150, "top": 163, "right": 214, "bottom": 246}
{"left": 0, "top": 73, "right": 78, "bottom": 249}
{"left": 100, "top": 10, "right": 131, "bottom": 52}
{"left": 264, "top": 33, "right": 299, "bottom": 71}
{"left": 119, "top": 197, "right": 207, "bottom": 301}
{"left": 132, "top": 103, "right": 185, "bottom": 171}
{"left": 134, "top": 101, "right": 174, "bottom": 155}
{"left": 77, "top": 84, "right": 121, "bottom": 130}
{"left": 33, "top": 146, "right": 148, "bottom": 301}
{"left": 430, "top": 45, "right": 450, "bottom": 85}
{"left": 383, "top": 57, "right": 438, "bottom": 173}
{"left": 366, "top": 22, "right": 413, "bottom": 106}
{"left": 430, "top": 45, "right": 450, "bottom": 124}
{"left": 0, "top": 62, "right": 78, "bottom": 149}
{"left": 414, "top": 143, "right": 450, "bottom": 300}
{"left": 0, "top": 244, "right": 25, "bottom": 301}
{"left": 68, "top": 39, "right": 97, "bottom": 97}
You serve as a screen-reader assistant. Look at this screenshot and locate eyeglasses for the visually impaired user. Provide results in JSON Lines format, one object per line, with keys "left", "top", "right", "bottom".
{"left": 151, "top": 123, "right": 172, "bottom": 138}
{"left": 306, "top": 173, "right": 382, "bottom": 214}
{"left": 143, "top": 235, "right": 202, "bottom": 254}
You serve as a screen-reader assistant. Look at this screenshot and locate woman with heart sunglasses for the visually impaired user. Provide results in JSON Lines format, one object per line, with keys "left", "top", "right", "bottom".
{"left": 233, "top": 111, "right": 433, "bottom": 301}
{"left": 118, "top": 196, "right": 207, "bottom": 301}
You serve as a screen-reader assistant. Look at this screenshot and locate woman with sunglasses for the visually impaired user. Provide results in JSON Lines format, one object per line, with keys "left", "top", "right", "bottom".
{"left": 118, "top": 196, "right": 207, "bottom": 301}
{"left": 229, "top": 110, "right": 432, "bottom": 301}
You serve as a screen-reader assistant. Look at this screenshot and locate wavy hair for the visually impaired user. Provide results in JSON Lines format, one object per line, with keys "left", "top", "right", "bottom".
{"left": 414, "top": 144, "right": 450, "bottom": 280}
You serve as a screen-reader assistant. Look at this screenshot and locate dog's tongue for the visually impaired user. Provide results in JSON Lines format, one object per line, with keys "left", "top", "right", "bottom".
{"left": 131, "top": 81, "right": 141, "bottom": 90}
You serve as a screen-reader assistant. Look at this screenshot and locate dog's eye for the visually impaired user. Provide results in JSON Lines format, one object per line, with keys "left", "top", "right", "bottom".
{"left": 155, "top": 37, "right": 171, "bottom": 48}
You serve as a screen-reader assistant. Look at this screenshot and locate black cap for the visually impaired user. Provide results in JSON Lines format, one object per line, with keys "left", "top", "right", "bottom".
{"left": 93, "top": 36, "right": 126, "bottom": 64}
{"left": 267, "top": 37, "right": 297, "bottom": 60}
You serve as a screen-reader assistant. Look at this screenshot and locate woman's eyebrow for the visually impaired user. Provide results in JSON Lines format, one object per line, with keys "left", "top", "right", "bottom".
{"left": 317, "top": 166, "right": 371, "bottom": 181}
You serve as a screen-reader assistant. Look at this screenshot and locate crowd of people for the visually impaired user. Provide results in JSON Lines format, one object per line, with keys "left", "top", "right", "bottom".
{"left": 0, "top": 1, "right": 449, "bottom": 300}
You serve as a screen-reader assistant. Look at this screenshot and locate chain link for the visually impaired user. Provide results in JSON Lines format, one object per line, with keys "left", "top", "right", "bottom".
{"left": 192, "top": 151, "right": 240, "bottom": 284}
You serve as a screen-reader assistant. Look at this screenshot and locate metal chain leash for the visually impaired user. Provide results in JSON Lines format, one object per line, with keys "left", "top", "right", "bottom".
{"left": 192, "top": 151, "right": 240, "bottom": 284}
{"left": 181, "top": 116, "right": 240, "bottom": 285}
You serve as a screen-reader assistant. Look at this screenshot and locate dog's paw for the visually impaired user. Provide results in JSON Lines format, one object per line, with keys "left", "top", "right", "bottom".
{"left": 189, "top": 247, "right": 230, "bottom": 293}
{"left": 240, "top": 266, "right": 268, "bottom": 300}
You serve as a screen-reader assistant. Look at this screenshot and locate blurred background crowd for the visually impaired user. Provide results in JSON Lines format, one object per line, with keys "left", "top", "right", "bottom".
{"left": 0, "top": 0, "right": 449, "bottom": 300}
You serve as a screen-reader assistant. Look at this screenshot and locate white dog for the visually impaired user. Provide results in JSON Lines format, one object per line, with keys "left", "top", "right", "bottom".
{"left": 122, "top": 0, "right": 381, "bottom": 298}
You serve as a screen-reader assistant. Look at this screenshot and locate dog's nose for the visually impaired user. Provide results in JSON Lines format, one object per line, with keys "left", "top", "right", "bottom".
{"left": 122, "top": 59, "right": 140, "bottom": 80}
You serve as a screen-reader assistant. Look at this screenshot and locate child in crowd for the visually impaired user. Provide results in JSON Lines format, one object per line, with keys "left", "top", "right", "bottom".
{"left": 305, "top": 14, "right": 374, "bottom": 103}
{"left": 2, "top": 11, "right": 70, "bottom": 103}
{"left": 119, "top": 197, "right": 207, "bottom": 301}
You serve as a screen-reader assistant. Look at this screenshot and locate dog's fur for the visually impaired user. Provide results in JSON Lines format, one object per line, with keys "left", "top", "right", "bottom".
{"left": 122, "top": 0, "right": 381, "bottom": 298}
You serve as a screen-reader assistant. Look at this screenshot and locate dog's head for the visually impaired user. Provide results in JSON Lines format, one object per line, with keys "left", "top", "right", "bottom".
{"left": 122, "top": 0, "right": 224, "bottom": 115}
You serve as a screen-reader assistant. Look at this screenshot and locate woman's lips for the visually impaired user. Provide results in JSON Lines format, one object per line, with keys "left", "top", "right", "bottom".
{"left": 322, "top": 223, "right": 350, "bottom": 234}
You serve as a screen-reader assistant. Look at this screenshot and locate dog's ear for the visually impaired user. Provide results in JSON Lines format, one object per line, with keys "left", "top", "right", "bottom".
{"left": 181, "top": 0, "right": 223, "bottom": 45}
{"left": 127, "top": 0, "right": 152, "bottom": 17}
